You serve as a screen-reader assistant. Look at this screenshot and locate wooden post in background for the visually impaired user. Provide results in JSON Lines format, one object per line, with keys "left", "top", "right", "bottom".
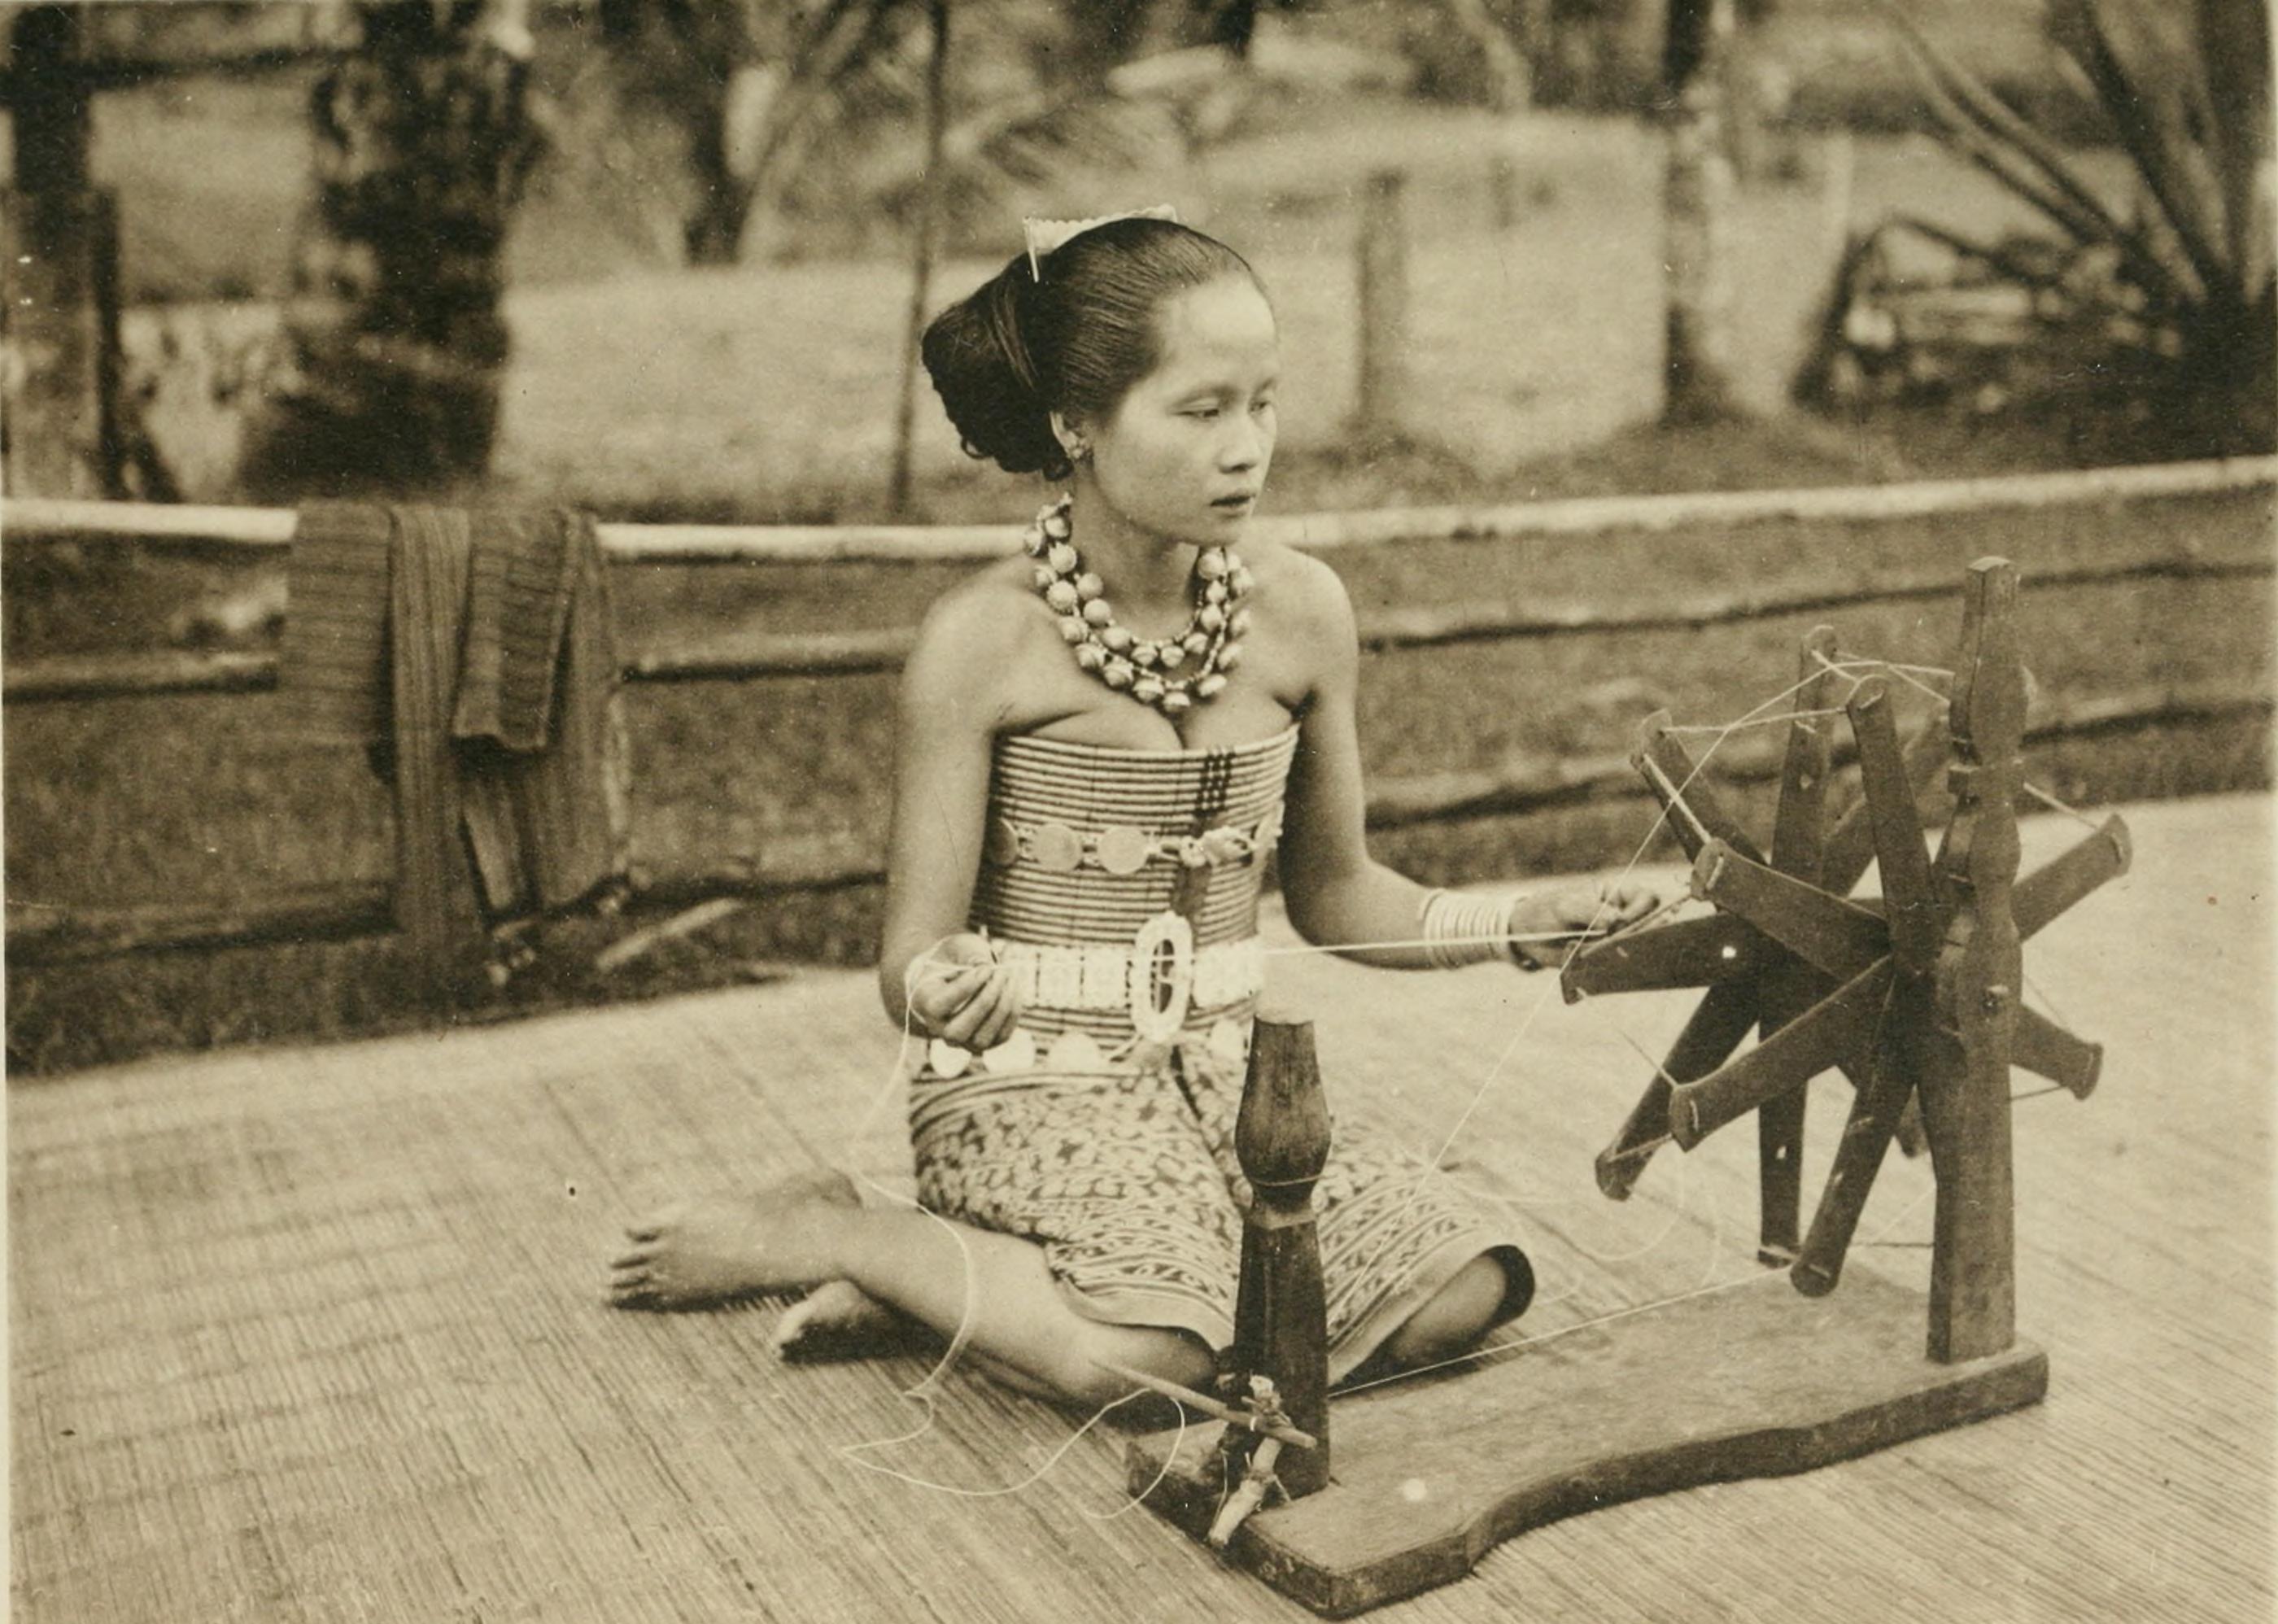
{"left": 1355, "top": 169, "right": 1409, "bottom": 436}
{"left": 888, "top": 0, "right": 948, "bottom": 515}
{"left": 1229, "top": 1011, "right": 1333, "bottom": 1499}
{"left": 1660, "top": 0, "right": 1740, "bottom": 423}
{"left": 2, "top": 5, "right": 122, "bottom": 499}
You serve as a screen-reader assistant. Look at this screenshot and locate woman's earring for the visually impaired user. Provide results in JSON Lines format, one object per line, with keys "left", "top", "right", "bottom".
{"left": 1066, "top": 438, "right": 1091, "bottom": 464}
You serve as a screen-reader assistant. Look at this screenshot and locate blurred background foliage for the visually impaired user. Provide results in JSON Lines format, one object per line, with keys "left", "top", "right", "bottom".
{"left": 7, "top": 0, "right": 2264, "bottom": 513}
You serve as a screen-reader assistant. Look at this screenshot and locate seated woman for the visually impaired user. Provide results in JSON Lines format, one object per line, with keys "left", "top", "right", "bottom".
{"left": 608, "top": 212, "right": 1651, "bottom": 1408}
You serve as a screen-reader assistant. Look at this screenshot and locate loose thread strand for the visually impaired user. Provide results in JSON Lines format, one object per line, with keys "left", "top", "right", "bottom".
{"left": 1337, "top": 1269, "right": 1787, "bottom": 1399}
{"left": 1660, "top": 706, "right": 1849, "bottom": 736}
{"left": 2022, "top": 779, "right": 2103, "bottom": 832}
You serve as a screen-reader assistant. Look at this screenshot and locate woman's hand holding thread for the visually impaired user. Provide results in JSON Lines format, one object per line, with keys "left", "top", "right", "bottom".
{"left": 908, "top": 932, "right": 1026, "bottom": 1050}
{"left": 1506, "top": 882, "right": 1657, "bottom": 969}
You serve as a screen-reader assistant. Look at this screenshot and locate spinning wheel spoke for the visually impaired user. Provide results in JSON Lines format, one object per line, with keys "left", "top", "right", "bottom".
{"left": 1848, "top": 679, "right": 1944, "bottom": 971}
{"left": 1793, "top": 978, "right": 1918, "bottom": 1297}
{"left": 1820, "top": 715, "right": 1951, "bottom": 899}
{"left": 1770, "top": 626, "right": 1839, "bottom": 881}
{"left": 1667, "top": 958, "right": 1893, "bottom": 1150}
{"left": 1634, "top": 713, "right": 1769, "bottom": 864}
{"left": 1757, "top": 626, "right": 1839, "bottom": 1263}
{"left": 1595, "top": 979, "right": 1759, "bottom": 1198}
{"left": 2014, "top": 816, "right": 2132, "bottom": 940}
{"left": 2013, "top": 1006, "right": 2101, "bottom": 1098}
{"left": 1690, "top": 840, "right": 1889, "bottom": 983}
{"left": 1560, "top": 915, "right": 1759, "bottom": 998}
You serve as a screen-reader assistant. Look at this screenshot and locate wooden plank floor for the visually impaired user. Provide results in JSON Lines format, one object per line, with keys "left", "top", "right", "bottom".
{"left": 12, "top": 794, "right": 2272, "bottom": 1623}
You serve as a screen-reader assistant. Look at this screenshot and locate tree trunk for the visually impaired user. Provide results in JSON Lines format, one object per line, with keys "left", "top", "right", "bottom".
{"left": 1661, "top": 0, "right": 1743, "bottom": 424}
{"left": 2, "top": 6, "right": 122, "bottom": 500}
{"left": 600, "top": 0, "right": 758, "bottom": 265}
{"left": 247, "top": 1, "right": 536, "bottom": 498}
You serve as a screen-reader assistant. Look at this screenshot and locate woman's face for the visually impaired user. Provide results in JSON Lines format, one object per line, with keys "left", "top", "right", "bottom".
{"left": 1076, "top": 275, "right": 1279, "bottom": 551}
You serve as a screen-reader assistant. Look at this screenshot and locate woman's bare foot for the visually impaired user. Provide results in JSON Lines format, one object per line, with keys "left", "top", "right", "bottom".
{"left": 770, "top": 1279, "right": 933, "bottom": 1361}
{"left": 608, "top": 1170, "right": 860, "bottom": 1311}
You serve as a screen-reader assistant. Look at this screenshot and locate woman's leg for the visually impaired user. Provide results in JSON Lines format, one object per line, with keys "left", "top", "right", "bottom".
{"left": 1373, "top": 1254, "right": 1515, "bottom": 1370}
{"left": 607, "top": 1175, "right": 1215, "bottom": 1407}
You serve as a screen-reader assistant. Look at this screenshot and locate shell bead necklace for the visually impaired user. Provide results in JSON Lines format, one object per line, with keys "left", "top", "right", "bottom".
{"left": 1023, "top": 495, "right": 1252, "bottom": 715}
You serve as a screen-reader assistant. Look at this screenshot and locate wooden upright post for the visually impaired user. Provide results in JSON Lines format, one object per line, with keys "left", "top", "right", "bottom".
{"left": 1922, "top": 559, "right": 2027, "bottom": 1361}
{"left": 1355, "top": 171, "right": 1409, "bottom": 435}
{"left": 2, "top": 5, "right": 122, "bottom": 499}
{"left": 1228, "top": 1012, "right": 1333, "bottom": 1499}
{"left": 1660, "top": 0, "right": 1740, "bottom": 422}
{"left": 887, "top": 0, "right": 948, "bottom": 515}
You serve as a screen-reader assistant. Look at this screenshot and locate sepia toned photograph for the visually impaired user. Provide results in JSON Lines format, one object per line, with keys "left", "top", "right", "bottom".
{"left": 4, "top": 0, "right": 2271, "bottom": 1618}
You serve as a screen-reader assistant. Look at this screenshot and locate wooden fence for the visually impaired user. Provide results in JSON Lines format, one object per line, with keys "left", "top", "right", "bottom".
{"left": 6, "top": 454, "right": 2274, "bottom": 967}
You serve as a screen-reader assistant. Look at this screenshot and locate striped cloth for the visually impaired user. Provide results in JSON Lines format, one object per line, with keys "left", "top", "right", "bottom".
{"left": 910, "top": 727, "right": 1532, "bottom": 1384}
{"left": 452, "top": 507, "right": 583, "bottom": 752}
{"left": 280, "top": 504, "right": 629, "bottom": 997}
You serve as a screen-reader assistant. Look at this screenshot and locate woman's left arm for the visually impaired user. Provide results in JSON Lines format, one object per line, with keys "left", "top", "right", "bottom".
{"left": 1272, "top": 555, "right": 1653, "bottom": 970}
{"left": 1272, "top": 558, "right": 1454, "bottom": 969}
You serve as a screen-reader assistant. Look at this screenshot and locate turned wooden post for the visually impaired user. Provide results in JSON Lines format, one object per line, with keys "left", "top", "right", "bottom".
{"left": 1922, "top": 559, "right": 2027, "bottom": 1362}
{"left": 1229, "top": 1011, "right": 1333, "bottom": 1498}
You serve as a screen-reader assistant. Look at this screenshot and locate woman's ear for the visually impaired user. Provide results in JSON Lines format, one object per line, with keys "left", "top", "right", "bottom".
{"left": 1048, "top": 409, "right": 1092, "bottom": 466}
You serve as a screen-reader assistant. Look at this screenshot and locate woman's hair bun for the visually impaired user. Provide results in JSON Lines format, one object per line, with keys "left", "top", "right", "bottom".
{"left": 921, "top": 261, "right": 1071, "bottom": 479}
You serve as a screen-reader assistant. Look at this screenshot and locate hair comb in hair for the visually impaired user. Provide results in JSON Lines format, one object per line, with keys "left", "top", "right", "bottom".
{"left": 1023, "top": 205, "right": 1181, "bottom": 280}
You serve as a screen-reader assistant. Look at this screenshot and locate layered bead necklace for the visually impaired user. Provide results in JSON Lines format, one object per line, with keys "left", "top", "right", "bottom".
{"left": 1023, "top": 495, "right": 1252, "bottom": 716}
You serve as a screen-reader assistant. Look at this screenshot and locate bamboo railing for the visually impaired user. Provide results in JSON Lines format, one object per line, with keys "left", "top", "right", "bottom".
{"left": 7, "top": 454, "right": 2273, "bottom": 562}
{"left": 5, "top": 456, "right": 2272, "bottom": 964}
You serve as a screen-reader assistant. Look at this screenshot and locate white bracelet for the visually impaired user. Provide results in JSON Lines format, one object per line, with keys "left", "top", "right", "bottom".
{"left": 1419, "top": 888, "right": 1536, "bottom": 971}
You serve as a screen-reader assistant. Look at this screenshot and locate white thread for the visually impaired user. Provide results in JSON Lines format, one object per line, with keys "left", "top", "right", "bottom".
{"left": 839, "top": 1386, "right": 1172, "bottom": 1508}
{"left": 818, "top": 945, "right": 1193, "bottom": 1520}
{"left": 1660, "top": 706, "right": 1849, "bottom": 735}
{"left": 1259, "top": 928, "right": 1604, "bottom": 958}
{"left": 1339, "top": 658, "right": 1883, "bottom": 1298}
{"left": 2022, "top": 779, "right": 2102, "bottom": 832}
{"left": 812, "top": 651, "right": 1972, "bottom": 1496}
{"left": 2023, "top": 970, "right": 2079, "bottom": 1035}
{"left": 1338, "top": 1270, "right": 1787, "bottom": 1398}
{"left": 1811, "top": 649, "right": 1952, "bottom": 709}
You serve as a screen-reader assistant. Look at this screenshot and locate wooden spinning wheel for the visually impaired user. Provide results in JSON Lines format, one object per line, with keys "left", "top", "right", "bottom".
{"left": 1564, "top": 557, "right": 2131, "bottom": 1358}
{"left": 1129, "top": 557, "right": 2131, "bottom": 1615}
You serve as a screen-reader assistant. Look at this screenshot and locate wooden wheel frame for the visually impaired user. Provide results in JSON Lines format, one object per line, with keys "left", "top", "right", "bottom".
{"left": 1129, "top": 557, "right": 2131, "bottom": 1615}
{"left": 1563, "top": 556, "right": 2130, "bottom": 1359}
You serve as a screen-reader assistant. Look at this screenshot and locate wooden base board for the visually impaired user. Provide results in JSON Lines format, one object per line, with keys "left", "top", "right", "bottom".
{"left": 1126, "top": 1269, "right": 2048, "bottom": 1617}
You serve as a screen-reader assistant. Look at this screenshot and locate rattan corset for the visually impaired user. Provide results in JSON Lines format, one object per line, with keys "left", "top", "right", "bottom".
{"left": 971, "top": 727, "right": 1298, "bottom": 955}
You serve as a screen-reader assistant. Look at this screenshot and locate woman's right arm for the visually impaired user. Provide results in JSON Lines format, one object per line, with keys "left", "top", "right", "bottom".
{"left": 876, "top": 584, "right": 1019, "bottom": 1040}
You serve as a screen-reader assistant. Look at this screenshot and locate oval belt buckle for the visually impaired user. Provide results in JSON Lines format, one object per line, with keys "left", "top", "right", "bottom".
{"left": 1128, "top": 911, "right": 1195, "bottom": 1045}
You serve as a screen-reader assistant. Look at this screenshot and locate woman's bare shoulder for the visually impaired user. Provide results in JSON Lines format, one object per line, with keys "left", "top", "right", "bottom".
{"left": 1249, "top": 540, "right": 1356, "bottom": 641}
{"left": 912, "top": 554, "right": 1045, "bottom": 667}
